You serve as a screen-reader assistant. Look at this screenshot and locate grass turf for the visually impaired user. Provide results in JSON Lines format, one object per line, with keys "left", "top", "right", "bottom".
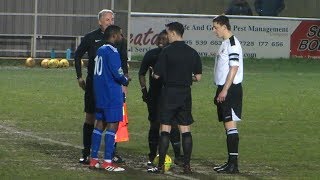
{"left": 0, "top": 58, "right": 319, "bottom": 179}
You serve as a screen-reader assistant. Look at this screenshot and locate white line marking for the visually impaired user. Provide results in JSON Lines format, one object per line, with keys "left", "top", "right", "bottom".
{"left": 0, "top": 124, "right": 82, "bottom": 149}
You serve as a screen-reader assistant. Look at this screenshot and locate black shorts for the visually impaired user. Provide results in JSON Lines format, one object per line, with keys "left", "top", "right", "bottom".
{"left": 147, "top": 88, "right": 161, "bottom": 122}
{"left": 159, "top": 87, "right": 194, "bottom": 126}
{"left": 84, "top": 76, "right": 95, "bottom": 114}
{"left": 214, "top": 83, "right": 242, "bottom": 122}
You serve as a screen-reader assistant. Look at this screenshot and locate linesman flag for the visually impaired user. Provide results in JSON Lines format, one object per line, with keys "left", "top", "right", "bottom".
{"left": 115, "top": 102, "right": 129, "bottom": 142}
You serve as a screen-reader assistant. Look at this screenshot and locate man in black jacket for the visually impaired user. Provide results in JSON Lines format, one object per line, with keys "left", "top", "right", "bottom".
{"left": 74, "top": 9, "right": 128, "bottom": 164}
{"left": 148, "top": 22, "right": 202, "bottom": 174}
{"left": 139, "top": 30, "right": 183, "bottom": 170}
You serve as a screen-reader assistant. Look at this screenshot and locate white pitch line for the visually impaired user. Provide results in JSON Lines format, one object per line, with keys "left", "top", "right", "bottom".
{"left": 0, "top": 124, "right": 83, "bottom": 149}
{"left": 0, "top": 124, "right": 199, "bottom": 180}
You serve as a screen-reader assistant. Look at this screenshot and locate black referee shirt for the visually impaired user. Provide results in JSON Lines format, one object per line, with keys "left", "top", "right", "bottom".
{"left": 138, "top": 47, "right": 163, "bottom": 91}
{"left": 154, "top": 41, "right": 202, "bottom": 87}
{"left": 74, "top": 28, "right": 128, "bottom": 79}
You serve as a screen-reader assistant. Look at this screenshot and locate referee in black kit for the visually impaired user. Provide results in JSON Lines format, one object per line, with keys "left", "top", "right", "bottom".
{"left": 139, "top": 30, "right": 183, "bottom": 169}
{"left": 148, "top": 22, "right": 202, "bottom": 174}
{"left": 74, "top": 9, "right": 128, "bottom": 164}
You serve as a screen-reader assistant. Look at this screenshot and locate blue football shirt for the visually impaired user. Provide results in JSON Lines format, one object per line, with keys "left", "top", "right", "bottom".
{"left": 93, "top": 44, "right": 128, "bottom": 109}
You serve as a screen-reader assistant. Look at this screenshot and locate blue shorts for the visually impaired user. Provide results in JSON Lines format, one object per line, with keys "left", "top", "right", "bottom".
{"left": 95, "top": 107, "right": 123, "bottom": 123}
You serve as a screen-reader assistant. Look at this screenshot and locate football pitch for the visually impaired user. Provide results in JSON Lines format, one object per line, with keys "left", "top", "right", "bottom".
{"left": 0, "top": 58, "right": 319, "bottom": 179}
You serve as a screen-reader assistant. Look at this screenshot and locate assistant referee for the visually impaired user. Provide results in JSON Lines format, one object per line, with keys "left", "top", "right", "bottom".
{"left": 74, "top": 9, "right": 128, "bottom": 164}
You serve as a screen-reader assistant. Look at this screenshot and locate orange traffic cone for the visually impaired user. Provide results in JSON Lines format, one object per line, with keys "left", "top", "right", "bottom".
{"left": 115, "top": 103, "right": 129, "bottom": 142}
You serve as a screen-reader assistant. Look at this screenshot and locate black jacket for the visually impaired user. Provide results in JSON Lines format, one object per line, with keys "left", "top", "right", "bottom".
{"left": 74, "top": 28, "right": 128, "bottom": 79}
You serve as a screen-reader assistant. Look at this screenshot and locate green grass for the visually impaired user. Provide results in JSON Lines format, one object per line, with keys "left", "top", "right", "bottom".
{"left": 0, "top": 58, "right": 319, "bottom": 179}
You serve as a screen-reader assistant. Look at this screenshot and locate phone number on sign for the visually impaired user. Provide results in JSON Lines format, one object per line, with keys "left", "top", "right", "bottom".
{"left": 258, "top": 41, "right": 284, "bottom": 47}
{"left": 240, "top": 41, "right": 284, "bottom": 47}
{"left": 186, "top": 40, "right": 284, "bottom": 47}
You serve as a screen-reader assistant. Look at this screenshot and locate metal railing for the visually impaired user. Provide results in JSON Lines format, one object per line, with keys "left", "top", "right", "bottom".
{"left": 0, "top": 0, "right": 132, "bottom": 58}
{"left": 0, "top": 34, "right": 83, "bottom": 58}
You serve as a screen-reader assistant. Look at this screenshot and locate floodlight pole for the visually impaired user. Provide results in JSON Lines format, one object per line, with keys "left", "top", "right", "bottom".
{"left": 111, "top": 0, "right": 114, "bottom": 10}
{"left": 127, "top": 0, "right": 131, "bottom": 61}
{"left": 32, "top": 0, "right": 38, "bottom": 58}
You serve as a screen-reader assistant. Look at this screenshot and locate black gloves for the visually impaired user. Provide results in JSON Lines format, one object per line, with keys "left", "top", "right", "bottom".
{"left": 141, "top": 87, "right": 148, "bottom": 103}
{"left": 123, "top": 80, "right": 129, "bottom": 86}
{"left": 123, "top": 77, "right": 130, "bottom": 86}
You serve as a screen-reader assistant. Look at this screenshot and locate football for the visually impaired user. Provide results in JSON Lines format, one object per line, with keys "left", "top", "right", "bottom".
{"left": 25, "top": 57, "right": 35, "bottom": 67}
{"left": 53, "top": 59, "right": 60, "bottom": 67}
{"left": 41, "top": 59, "right": 49, "bottom": 68}
{"left": 48, "top": 59, "right": 59, "bottom": 68}
{"left": 60, "top": 59, "right": 69, "bottom": 68}
{"left": 58, "top": 60, "right": 63, "bottom": 68}
{"left": 153, "top": 154, "right": 172, "bottom": 172}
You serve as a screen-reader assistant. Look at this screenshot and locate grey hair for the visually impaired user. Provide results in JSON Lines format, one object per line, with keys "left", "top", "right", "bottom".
{"left": 98, "top": 9, "right": 114, "bottom": 20}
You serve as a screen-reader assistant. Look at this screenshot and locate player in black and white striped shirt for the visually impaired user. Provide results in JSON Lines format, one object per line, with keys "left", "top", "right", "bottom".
{"left": 212, "top": 15, "right": 243, "bottom": 174}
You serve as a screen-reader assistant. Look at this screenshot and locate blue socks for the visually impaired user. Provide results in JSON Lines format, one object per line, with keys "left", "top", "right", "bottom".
{"left": 90, "top": 128, "right": 117, "bottom": 161}
{"left": 104, "top": 130, "right": 116, "bottom": 161}
{"left": 91, "top": 128, "right": 103, "bottom": 159}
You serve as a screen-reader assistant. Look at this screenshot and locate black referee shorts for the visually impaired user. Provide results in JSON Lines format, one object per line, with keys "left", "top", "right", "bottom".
{"left": 84, "top": 76, "right": 95, "bottom": 114}
{"left": 147, "top": 89, "right": 161, "bottom": 122}
{"left": 214, "top": 83, "right": 242, "bottom": 122}
{"left": 159, "top": 87, "right": 194, "bottom": 126}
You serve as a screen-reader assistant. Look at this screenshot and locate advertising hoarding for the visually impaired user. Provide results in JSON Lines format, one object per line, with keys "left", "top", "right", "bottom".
{"left": 130, "top": 13, "right": 320, "bottom": 59}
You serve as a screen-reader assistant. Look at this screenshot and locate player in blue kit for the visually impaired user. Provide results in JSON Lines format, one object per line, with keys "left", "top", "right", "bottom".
{"left": 89, "top": 25, "right": 129, "bottom": 172}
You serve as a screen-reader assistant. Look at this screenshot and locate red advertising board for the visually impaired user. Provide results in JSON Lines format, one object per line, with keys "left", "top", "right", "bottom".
{"left": 290, "top": 21, "right": 320, "bottom": 58}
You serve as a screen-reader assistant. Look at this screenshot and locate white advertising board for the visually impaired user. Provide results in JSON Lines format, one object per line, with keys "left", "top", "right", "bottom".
{"left": 130, "top": 13, "right": 320, "bottom": 59}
